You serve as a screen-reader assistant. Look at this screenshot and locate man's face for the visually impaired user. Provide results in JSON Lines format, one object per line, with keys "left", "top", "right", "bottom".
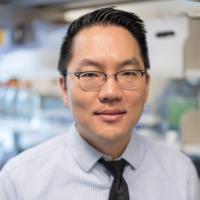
{"left": 60, "top": 25, "right": 149, "bottom": 148}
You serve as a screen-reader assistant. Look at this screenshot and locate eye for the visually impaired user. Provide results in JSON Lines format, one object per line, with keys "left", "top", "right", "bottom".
{"left": 121, "top": 71, "right": 138, "bottom": 77}
{"left": 80, "top": 72, "right": 99, "bottom": 78}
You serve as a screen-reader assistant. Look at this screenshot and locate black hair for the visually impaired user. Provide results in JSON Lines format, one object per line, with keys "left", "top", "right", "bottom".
{"left": 58, "top": 7, "right": 150, "bottom": 75}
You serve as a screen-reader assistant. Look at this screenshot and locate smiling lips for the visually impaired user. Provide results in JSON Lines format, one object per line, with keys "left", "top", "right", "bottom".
{"left": 94, "top": 109, "right": 126, "bottom": 122}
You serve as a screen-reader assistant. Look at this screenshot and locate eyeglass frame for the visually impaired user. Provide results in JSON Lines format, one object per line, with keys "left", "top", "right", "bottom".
{"left": 63, "top": 69, "right": 148, "bottom": 91}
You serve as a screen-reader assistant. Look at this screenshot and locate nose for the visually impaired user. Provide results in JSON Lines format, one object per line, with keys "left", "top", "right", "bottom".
{"left": 98, "top": 76, "right": 123, "bottom": 103}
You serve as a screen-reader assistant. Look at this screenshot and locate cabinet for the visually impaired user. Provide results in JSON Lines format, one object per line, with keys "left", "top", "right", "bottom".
{"left": 145, "top": 16, "right": 188, "bottom": 79}
{"left": 185, "top": 18, "right": 200, "bottom": 79}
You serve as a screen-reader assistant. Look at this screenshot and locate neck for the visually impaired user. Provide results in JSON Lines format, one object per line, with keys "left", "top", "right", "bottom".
{"left": 101, "top": 142, "right": 128, "bottom": 160}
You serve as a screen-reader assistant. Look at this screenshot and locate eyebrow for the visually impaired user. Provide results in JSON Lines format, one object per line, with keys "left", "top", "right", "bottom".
{"left": 117, "top": 58, "right": 141, "bottom": 68}
{"left": 78, "top": 59, "right": 104, "bottom": 68}
{"left": 77, "top": 57, "right": 142, "bottom": 69}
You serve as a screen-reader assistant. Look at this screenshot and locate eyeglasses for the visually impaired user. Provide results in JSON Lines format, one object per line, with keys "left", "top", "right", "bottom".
{"left": 64, "top": 70, "right": 147, "bottom": 91}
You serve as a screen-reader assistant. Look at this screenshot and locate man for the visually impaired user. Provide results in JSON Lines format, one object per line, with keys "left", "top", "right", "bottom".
{"left": 0, "top": 7, "right": 199, "bottom": 200}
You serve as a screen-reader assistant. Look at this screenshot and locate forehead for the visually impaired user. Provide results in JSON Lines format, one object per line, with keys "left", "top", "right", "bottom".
{"left": 68, "top": 25, "right": 143, "bottom": 70}
{"left": 73, "top": 25, "right": 138, "bottom": 49}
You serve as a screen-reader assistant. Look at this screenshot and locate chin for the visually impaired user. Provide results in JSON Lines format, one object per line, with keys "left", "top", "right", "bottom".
{"left": 94, "top": 127, "right": 130, "bottom": 143}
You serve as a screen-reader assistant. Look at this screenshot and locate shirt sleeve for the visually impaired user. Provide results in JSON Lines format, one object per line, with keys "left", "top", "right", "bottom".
{"left": 188, "top": 162, "right": 200, "bottom": 200}
{"left": 0, "top": 169, "right": 17, "bottom": 200}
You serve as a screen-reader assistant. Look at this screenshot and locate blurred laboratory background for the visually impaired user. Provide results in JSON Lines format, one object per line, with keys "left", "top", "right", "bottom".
{"left": 0, "top": 0, "right": 200, "bottom": 177}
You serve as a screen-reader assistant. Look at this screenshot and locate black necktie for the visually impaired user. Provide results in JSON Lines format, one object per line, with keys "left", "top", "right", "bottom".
{"left": 99, "top": 158, "right": 129, "bottom": 200}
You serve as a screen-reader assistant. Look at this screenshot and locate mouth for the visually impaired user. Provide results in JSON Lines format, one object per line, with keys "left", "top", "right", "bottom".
{"left": 94, "top": 109, "right": 127, "bottom": 123}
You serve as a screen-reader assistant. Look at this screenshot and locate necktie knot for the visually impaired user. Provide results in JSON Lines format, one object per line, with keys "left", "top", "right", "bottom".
{"left": 99, "top": 158, "right": 127, "bottom": 178}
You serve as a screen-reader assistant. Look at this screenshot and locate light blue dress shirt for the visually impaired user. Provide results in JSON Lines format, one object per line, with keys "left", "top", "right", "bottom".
{"left": 0, "top": 124, "right": 199, "bottom": 200}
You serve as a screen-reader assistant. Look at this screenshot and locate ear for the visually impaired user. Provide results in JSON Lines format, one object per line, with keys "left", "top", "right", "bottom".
{"left": 144, "top": 73, "right": 150, "bottom": 103}
{"left": 59, "top": 76, "right": 69, "bottom": 107}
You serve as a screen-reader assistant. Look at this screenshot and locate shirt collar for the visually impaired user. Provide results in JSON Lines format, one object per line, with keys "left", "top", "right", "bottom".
{"left": 122, "top": 132, "right": 146, "bottom": 170}
{"left": 65, "top": 123, "right": 146, "bottom": 172}
{"left": 66, "top": 124, "right": 102, "bottom": 172}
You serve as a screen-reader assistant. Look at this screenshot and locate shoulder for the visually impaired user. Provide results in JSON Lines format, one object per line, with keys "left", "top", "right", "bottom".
{"left": 134, "top": 134, "right": 200, "bottom": 199}
{"left": 137, "top": 134, "right": 197, "bottom": 178}
{"left": 1, "top": 133, "right": 68, "bottom": 177}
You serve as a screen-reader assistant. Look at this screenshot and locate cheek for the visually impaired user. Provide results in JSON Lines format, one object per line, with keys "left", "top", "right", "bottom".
{"left": 124, "top": 89, "right": 148, "bottom": 121}
{"left": 125, "top": 89, "right": 147, "bottom": 106}
{"left": 67, "top": 86, "right": 96, "bottom": 117}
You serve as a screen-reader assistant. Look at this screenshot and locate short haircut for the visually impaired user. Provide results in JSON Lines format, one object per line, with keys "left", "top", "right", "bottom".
{"left": 58, "top": 7, "right": 150, "bottom": 75}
